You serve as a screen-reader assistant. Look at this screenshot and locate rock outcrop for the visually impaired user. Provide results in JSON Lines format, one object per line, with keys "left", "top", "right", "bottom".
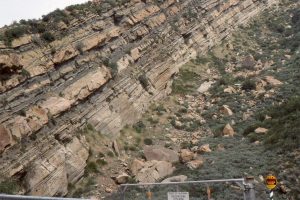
{"left": 0, "top": 0, "right": 277, "bottom": 196}
{"left": 143, "top": 145, "right": 179, "bottom": 163}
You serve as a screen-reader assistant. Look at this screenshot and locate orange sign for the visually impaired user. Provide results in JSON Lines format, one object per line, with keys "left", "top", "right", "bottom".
{"left": 265, "top": 175, "right": 277, "bottom": 190}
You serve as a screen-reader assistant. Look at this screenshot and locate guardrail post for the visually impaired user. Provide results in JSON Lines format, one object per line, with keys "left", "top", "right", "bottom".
{"left": 119, "top": 186, "right": 126, "bottom": 200}
{"left": 243, "top": 177, "right": 256, "bottom": 200}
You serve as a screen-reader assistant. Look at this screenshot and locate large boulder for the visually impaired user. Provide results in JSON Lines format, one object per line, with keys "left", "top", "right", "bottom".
{"left": 143, "top": 145, "right": 179, "bottom": 163}
{"left": 135, "top": 160, "right": 175, "bottom": 183}
{"left": 115, "top": 173, "right": 130, "bottom": 184}
{"left": 130, "top": 159, "right": 145, "bottom": 176}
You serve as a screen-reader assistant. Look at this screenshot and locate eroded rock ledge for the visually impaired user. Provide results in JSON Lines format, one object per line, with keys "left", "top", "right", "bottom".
{"left": 0, "top": 0, "right": 276, "bottom": 196}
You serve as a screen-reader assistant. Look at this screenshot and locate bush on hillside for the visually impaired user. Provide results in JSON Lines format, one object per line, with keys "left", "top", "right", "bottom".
{"left": 241, "top": 79, "right": 256, "bottom": 91}
{"left": 41, "top": 31, "right": 55, "bottom": 42}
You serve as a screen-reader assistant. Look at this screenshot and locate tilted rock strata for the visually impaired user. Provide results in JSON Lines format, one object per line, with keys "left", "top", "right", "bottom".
{"left": 0, "top": 0, "right": 277, "bottom": 196}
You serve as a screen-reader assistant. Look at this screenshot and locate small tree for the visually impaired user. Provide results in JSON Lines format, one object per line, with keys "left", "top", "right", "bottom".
{"left": 41, "top": 32, "right": 55, "bottom": 42}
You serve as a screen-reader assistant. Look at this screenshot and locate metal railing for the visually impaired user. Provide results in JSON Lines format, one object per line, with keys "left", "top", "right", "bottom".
{"left": 119, "top": 177, "right": 256, "bottom": 200}
{"left": 0, "top": 194, "right": 89, "bottom": 200}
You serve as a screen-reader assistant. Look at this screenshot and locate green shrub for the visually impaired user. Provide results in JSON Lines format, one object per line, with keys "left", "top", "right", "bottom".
{"left": 133, "top": 121, "right": 145, "bottom": 133}
{"left": 0, "top": 179, "right": 19, "bottom": 194}
{"left": 86, "top": 123, "right": 95, "bottom": 132}
{"left": 138, "top": 74, "right": 149, "bottom": 89}
{"left": 155, "top": 104, "right": 167, "bottom": 115}
{"left": 242, "top": 79, "right": 256, "bottom": 91}
{"left": 3, "top": 26, "right": 28, "bottom": 45}
{"left": 107, "top": 151, "right": 115, "bottom": 157}
{"left": 96, "top": 159, "right": 107, "bottom": 166}
{"left": 75, "top": 42, "right": 85, "bottom": 54}
{"left": 42, "top": 9, "right": 70, "bottom": 24}
{"left": 129, "top": 146, "right": 138, "bottom": 151}
{"left": 172, "top": 69, "right": 201, "bottom": 94}
{"left": 86, "top": 161, "right": 98, "bottom": 173}
{"left": 41, "top": 31, "right": 55, "bottom": 42}
{"left": 21, "top": 69, "right": 30, "bottom": 77}
{"left": 218, "top": 74, "right": 234, "bottom": 86}
{"left": 103, "top": 59, "right": 118, "bottom": 76}
{"left": 144, "top": 138, "right": 153, "bottom": 145}
{"left": 245, "top": 97, "right": 300, "bottom": 150}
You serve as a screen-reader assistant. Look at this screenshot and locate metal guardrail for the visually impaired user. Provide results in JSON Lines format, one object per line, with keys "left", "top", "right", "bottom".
{"left": 0, "top": 194, "right": 89, "bottom": 200}
{"left": 120, "top": 177, "right": 256, "bottom": 200}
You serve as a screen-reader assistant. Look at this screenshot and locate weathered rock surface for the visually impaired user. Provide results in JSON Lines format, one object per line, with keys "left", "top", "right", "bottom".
{"left": 134, "top": 160, "right": 175, "bottom": 183}
{"left": 220, "top": 105, "right": 233, "bottom": 116}
{"left": 115, "top": 173, "right": 130, "bottom": 184}
{"left": 198, "top": 144, "right": 212, "bottom": 153}
{"left": 186, "top": 158, "right": 204, "bottom": 170}
{"left": 180, "top": 149, "right": 195, "bottom": 163}
{"left": 223, "top": 124, "right": 235, "bottom": 137}
{"left": 197, "top": 81, "right": 214, "bottom": 93}
{"left": 144, "top": 145, "right": 179, "bottom": 163}
{"left": 0, "top": 0, "right": 276, "bottom": 196}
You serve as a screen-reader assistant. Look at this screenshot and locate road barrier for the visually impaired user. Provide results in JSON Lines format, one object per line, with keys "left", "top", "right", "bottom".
{"left": 0, "top": 194, "right": 88, "bottom": 200}
{"left": 119, "top": 177, "right": 256, "bottom": 200}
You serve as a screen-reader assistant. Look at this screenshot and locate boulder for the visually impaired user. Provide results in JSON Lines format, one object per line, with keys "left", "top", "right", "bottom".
{"left": 254, "top": 127, "right": 268, "bottom": 134}
{"left": 197, "top": 81, "right": 214, "bottom": 93}
{"left": 162, "top": 175, "right": 187, "bottom": 183}
{"left": 220, "top": 105, "right": 233, "bottom": 116}
{"left": 198, "top": 144, "right": 212, "bottom": 153}
{"left": 116, "top": 173, "right": 130, "bottom": 184}
{"left": 264, "top": 76, "right": 283, "bottom": 86}
{"left": 187, "top": 159, "right": 204, "bottom": 170}
{"left": 130, "top": 159, "right": 145, "bottom": 176}
{"left": 223, "top": 124, "right": 235, "bottom": 137}
{"left": 180, "top": 149, "right": 195, "bottom": 163}
{"left": 217, "top": 144, "right": 225, "bottom": 151}
{"left": 144, "top": 145, "right": 179, "bottom": 163}
{"left": 135, "top": 160, "right": 175, "bottom": 183}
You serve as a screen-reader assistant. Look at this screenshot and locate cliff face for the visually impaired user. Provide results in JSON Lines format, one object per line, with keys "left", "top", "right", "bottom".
{"left": 0, "top": 0, "right": 276, "bottom": 196}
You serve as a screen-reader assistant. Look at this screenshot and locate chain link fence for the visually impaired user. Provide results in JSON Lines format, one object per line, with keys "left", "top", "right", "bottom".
{"left": 119, "top": 178, "right": 258, "bottom": 200}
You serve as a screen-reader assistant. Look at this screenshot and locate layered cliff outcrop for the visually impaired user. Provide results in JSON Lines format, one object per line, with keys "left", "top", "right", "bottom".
{"left": 0, "top": 0, "right": 277, "bottom": 196}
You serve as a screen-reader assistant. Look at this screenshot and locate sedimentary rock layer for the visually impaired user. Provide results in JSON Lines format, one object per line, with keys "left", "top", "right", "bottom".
{"left": 0, "top": 0, "right": 276, "bottom": 196}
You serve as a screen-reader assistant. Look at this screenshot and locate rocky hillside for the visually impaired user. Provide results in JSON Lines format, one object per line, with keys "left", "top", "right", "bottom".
{"left": 0, "top": 0, "right": 281, "bottom": 198}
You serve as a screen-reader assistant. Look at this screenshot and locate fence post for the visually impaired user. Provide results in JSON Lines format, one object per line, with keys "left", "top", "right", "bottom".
{"left": 119, "top": 186, "right": 126, "bottom": 200}
{"left": 243, "top": 177, "right": 256, "bottom": 200}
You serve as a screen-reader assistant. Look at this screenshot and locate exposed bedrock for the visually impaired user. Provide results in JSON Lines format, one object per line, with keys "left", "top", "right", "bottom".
{"left": 0, "top": 0, "right": 277, "bottom": 196}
